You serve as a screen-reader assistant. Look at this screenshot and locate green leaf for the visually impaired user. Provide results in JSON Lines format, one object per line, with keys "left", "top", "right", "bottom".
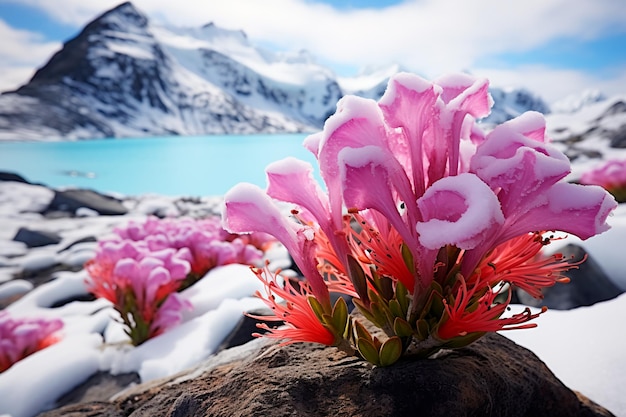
{"left": 369, "top": 301, "right": 390, "bottom": 329}
{"left": 401, "top": 243, "right": 414, "bottom": 272}
{"left": 379, "top": 336, "right": 403, "bottom": 366}
{"left": 395, "top": 281, "right": 409, "bottom": 315}
{"left": 348, "top": 254, "right": 369, "bottom": 303}
{"left": 378, "top": 276, "right": 394, "bottom": 301}
{"left": 415, "top": 319, "right": 430, "bottom": 341}
{"left": 353, "top": 319, "right": 371, "bottom": 341}
{"left": 393, "top": 317, "right": 414, "bottom": 338}
{"left": 389, "top": 299, "right": 404, "bottom": 319}
{"left": 307, "top": 295, "right": 326, "bottom": 321}
{"left": 357, "top": 337, "right": 380, "bottom": 366}
{"left": 428, "top": 291, "right": 446, "bottom": 318}
{"left": 330, "top": 297, "right": 349, "bottom": 335}
{"left": 353, "top": 298, "right": 379, "bottom": 325}
{"left": 343, "top": 316, "right": 353, "bottom": 339}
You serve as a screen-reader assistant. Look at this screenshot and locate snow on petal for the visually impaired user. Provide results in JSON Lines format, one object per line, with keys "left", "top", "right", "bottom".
{"left": 317, "top": 95, "right": 390, "bottom": 226}
{"left": 436, "top": 73, "right": 492, "bottom": 118}
{"left": 436, "top": 74, "right": 492, "bottom": 177}
{"left": 416, "top": 173, "right": 504, "bottom": 250}
{"left": 503, "top": 182, "right": 617, "bottom": 242}
{"left": 470, "top": 112, "right": 570, "bottom": 218}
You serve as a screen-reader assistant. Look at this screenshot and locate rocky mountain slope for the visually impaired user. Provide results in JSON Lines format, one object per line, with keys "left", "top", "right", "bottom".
{"left": 0, "top": 2, "right": 578, "bottom": 141}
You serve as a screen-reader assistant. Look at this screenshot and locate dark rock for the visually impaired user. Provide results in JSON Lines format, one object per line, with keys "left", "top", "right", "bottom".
{"left": 516, "top": 244, "right": 623, "bottom": 310}
{"left": 45, "top": 189, "right": 127, "bottom": 216}
{"left": 601, "top": 100, "right": 626, "bottom": 118}
{"left": 39, "top": 402, "right": 124, "bottom": 417}
{"left": 58, "top": 235, "right": 98, "bottom": 252}
{"left": 216, "top": 308, "right": 276, "bottom": 352}
{"left": 0, "top": 171, "right": 30, "bottom": 183}
{"left": 55, "top": 371, "right": 140, "bottom": 409}
{"left": 14, "top": 263, "right": 84, "bottom": 288}
{"left": 609, "top": 124, "right": 626, "bottom": 148}
{"left": 13, "top": 227, "right": 62, "bottom": 248}
{"left": 39, "top": 333, "right": 614, "bottom": 417}
{"left": 49, "top": 293, "right": 96, "bottom": 308}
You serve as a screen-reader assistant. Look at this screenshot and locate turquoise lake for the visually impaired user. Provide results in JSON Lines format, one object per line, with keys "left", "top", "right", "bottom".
{"left": 0, "top": 134, "right": 319, "bottom": 196}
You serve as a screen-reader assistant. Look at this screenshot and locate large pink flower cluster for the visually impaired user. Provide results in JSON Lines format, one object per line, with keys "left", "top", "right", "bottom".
{"left": 580, "top": 159, "right": 626, "bottom": 203}
{"left": 223, "top": 72, "right": 616, "bottom": 365}
{"left": 0, "top": 311, "right": 63, "bottom": 372}
{"left": 86, "top": 216, "right": 273, "bottom": 345}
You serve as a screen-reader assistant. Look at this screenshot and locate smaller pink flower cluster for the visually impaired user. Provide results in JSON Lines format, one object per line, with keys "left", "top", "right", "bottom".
{"left": 113, "top": 216, "right": 273, "bottom": 278}
{"left": 0, "top": 311, "right": 63, "bottom": 372}
{"left": 86, "top": 216, "right": 273, "bottom": 345}
{"left": 580, "top": 159, "right": 626, "bottom": 203}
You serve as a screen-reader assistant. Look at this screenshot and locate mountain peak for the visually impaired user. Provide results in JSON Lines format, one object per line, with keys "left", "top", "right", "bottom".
{"left": 95, "top": 1, "right": 149, "bottom": 31}
{"left": 20, "top": 1, "right": 152, "bottom": 90}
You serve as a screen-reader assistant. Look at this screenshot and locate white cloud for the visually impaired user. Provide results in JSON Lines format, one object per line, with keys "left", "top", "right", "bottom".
{"left": 472, "top": 65, "right": 626, "bottom": 104}
{"left": 0, "top": 20, "right": 61, "bottom": 92}
{"left": 1, "top": 0, "right": 625, "bottom": 98}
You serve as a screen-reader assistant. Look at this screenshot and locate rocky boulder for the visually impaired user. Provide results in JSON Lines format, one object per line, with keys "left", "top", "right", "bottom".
{"left": 515, "top": 244, "right": 623, "bottom": 310}
{"left": 40, "top": 333, "right": 614, "bottom": 417}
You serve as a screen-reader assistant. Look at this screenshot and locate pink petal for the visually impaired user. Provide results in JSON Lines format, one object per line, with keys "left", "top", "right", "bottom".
{"left": 470, "top": 112, "right": 570, "bottom": 218}
{"left": 416, "top": 173, "right": 504, "bottom": 250}
{"left": 303, "top": 131, "right": 323, "bottom": 157}
{"left": 223, "top": 183, "right": 330, "bottom": 304}
{"left": 266, "top": 157, "right": 330, "bottom": 230}
{"left": 435, "top": 73, "right": 492, "bottom": 118}
{"left": 340, "top": 145, "right": 419, "bottom": 249}
{"left": 317, "top": 95, "right": 391, "bottom": 227}
{"left": 436, "top": 75, "right": 492, "bottom": 177}
{"left": 502, "top": 182, "right": 617, "bottom": 242}
{"left": 379, "top": 72, "right": 440, "bottom": 197}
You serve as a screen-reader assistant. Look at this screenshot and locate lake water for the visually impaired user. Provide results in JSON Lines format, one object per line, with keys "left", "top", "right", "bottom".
{"left": 0, "top": 134, "right": 320, "bottom": 196}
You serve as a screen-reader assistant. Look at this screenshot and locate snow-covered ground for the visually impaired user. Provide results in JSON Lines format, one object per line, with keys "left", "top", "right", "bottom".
{"left": 3, "top": 85, "right": 626, "bottom": 417}
{"left": 0, "top": 180, "right": 624, "bottom": 417}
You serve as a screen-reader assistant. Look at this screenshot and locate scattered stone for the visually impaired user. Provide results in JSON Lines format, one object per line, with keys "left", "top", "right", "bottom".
{"left": 55, "top": 371, "right": 140, "bottom": 409}
{"left": 0, "top": 171, "right": 30, "bottom": 183}
{"left": 45, "top": 189, "right": 128, "bottom": 216}
{"left": 59, "top": 236, "right": 98, "bottom": 253}
{"left": 515, "top": 244, "right": 623, "bottom": 310}
{"left": 0, "top": 279, "right": 34, "bottom": 309}
{"left": 13, "top": 227, "right": 62, "bottom": 248}
{"left": 39, "top": 333, "right": 614, "bottom": 417}
{"left": 215, "top": 308, "right": 276, "bottom": 353}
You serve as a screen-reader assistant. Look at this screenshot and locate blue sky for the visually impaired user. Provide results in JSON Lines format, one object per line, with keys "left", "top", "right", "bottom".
{"left": 0, "top": 0, "right": 625, "bottom": 103}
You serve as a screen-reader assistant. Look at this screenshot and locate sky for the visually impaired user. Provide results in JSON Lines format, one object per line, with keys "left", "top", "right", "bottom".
{"left": 0, "top": 0, "right": 625, "bottom": 104}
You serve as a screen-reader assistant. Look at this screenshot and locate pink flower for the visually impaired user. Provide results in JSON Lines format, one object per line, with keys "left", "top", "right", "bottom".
{"left": 223, "top": 72, "right": 617, "bottom": 363}
{"left": 86, "top": 241, "right": 192, "bottom": 345}
{"left": 88, "top": 215, "right": 275, "bottom": 345}
{"left": 0, "top": 312, "right": 63, "bottom": 372}
{"left": 114, "top": 216, "right": 271, "bottom": 277}
{"left": 580, "top": 159, "right": 626, "bottom": 203}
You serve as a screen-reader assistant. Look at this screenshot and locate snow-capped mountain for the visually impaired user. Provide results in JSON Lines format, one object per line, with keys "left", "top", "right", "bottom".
{"left": 0, "top": 2, "right": 339, "bottom": 140}
{"left": 337, "top": 64, "right": 406, "bottom": 100}
{"left": 545, "top": 95, "right": 626, "bottom": 176}
{"left": 481, "top": 87, "right": 550, "bottom": 125}
{"left": 551, "top": 89, "right": 607, "bottom": 114}
{"left": 0, "top": 2, "right": 592, "bottom": 141}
